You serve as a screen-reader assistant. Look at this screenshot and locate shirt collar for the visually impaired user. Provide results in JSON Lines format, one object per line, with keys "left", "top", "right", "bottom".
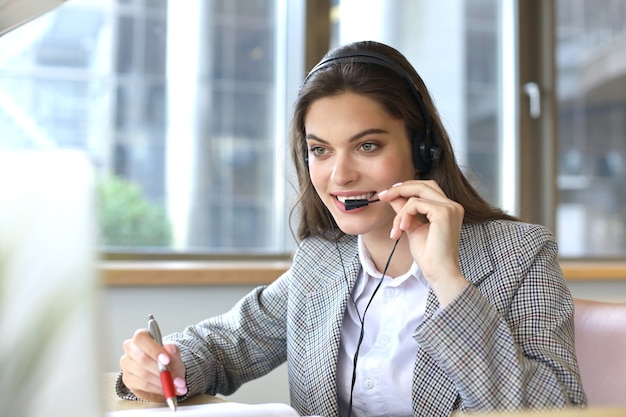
{"left": 357, "top": 235, "right": 428, "bottom": 287}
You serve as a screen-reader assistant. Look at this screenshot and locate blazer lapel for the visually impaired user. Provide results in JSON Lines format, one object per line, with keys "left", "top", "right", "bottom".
{"left": 422, "top": 223, "right": 493, "bottom": 320}
{"left": 458, "top": 222, "right": 494, "bottom": 286}
{"left": 412, "top": 223, "right": 494, "bottom": 416}
{"left": 303, "top": 240, "right": 360, "bottom": 416}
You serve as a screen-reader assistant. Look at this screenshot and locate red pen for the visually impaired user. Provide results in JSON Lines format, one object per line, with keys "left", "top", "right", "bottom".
{"left": 148, "top": 314, "right": 178, "bottom": 411}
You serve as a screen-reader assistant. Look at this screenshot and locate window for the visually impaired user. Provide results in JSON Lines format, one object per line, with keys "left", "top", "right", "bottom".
{"left": 333, "top": 0, "right": 626, "bottom": 259}
{"left": 555, "top": 0, "right": 626, "bottom": 257}
{"left": 0, "top": 0, "right": 304, "bottom": 256}
{"left": 3, "top": 0, "right": 625, "bottom": 261}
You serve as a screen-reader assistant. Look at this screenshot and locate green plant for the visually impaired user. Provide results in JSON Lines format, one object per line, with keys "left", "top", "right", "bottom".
{"left": 96, "top": 175, "right": 172, "bottom": 247}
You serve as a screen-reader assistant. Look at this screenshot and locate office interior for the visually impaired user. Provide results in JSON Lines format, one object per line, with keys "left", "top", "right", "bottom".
{"left": 1, "top": 0, "right": 625, "bottom": 413}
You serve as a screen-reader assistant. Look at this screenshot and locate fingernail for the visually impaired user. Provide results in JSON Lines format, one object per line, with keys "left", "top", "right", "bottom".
{"left": 392, "top": 182, "right": 403, "bottom": 187}
{"left": 174, "top": 377, "right": 188, "bottom": 395}
{"left": 158, "top": 353, "right": 170, "bottom": 365}
{"left": 378, "top": 190, "right": 388, "bottom": 196}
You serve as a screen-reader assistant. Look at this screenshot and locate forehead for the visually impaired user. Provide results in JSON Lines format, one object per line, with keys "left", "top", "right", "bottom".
{"left": 303, "top": 93, "right": 411, "bottom": 148}
{"left": 304, "top": 92, "right": 401, "bottom": 129}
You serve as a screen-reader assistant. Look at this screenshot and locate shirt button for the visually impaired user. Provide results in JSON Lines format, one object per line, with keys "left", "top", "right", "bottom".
{"left": 385, "top": 288, "right": 396, "bottom": 297}
{"left": 380, "top": 335, "right": 390, "bottom": 345}
{"left": 364, "top": 378, "right": 374, "bottom": 389}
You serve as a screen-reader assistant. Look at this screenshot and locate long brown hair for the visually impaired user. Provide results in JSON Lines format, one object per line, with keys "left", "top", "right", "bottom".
{"left": 289, "top": 40, "right": 517, "bottom": 242}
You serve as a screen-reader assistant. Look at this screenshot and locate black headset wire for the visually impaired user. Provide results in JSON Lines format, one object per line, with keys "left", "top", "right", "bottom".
{"left": 324, "top": 208, "right": 400, "bottom": 417}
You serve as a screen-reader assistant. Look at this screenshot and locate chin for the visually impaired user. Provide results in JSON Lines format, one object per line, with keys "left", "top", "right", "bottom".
{"left": 330, "top": 209, "right": 394, "bottom": 237}
{"left": 334, "top": 220, "right": 374, "bottom": 236}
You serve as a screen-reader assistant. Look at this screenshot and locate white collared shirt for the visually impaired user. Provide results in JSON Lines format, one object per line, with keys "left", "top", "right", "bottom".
{"left": 337, "top": 236, "right": 430, "bottom": 417}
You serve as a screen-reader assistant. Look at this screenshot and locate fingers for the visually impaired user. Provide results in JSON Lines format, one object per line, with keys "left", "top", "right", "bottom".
{"left": 163, "top": 343, "right": 188, "bottom": 395}
{"left": 120, "top": 329, "right": 188, "bottom": 400}
{"left": 121, "top": 329, "right": 160, "bottom": 378}
{"left": 378, "top": 180, "right": 447, "bottom": 204}
{"left": 378, "top": 181, "right": 451, "bottom": 239}
{"left": 378, "top": 180, "right": 462, "bottom": 239}
{"left": 120, "top": 329, "right": 162, "bottom": 400}
{"left": 393, "top": 197, "right": 430, "bottom": 235}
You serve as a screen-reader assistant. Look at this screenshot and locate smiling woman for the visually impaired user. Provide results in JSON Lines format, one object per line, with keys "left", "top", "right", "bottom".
{"left": 113, "top": 40, "right": 586, "bottom": 417}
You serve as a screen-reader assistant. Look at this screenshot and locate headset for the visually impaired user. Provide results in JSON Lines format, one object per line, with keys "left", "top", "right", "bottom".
{"left": 302, "top": 49, "right": 442, "bottom": 175}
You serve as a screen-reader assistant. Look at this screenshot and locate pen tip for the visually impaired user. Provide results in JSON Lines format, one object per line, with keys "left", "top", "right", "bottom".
{"left": 166, "top": 397, "right": 177, "bottom": 411}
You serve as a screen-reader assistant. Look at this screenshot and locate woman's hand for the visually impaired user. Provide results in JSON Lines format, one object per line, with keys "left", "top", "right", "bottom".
{"left": 120, "top": 329, "right": 188, "bottom": 402}
{"left": 378, "top": 180, "right": 468, "bottom": 306}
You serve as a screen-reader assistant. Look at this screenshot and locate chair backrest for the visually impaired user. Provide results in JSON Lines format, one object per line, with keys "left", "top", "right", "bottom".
{"left": 573, "top": 298, "right": 626, "bottom": 406}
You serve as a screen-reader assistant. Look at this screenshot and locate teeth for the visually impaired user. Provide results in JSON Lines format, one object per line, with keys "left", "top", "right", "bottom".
{"left": 336, "top": 193, "right": 374, "bottom": 203}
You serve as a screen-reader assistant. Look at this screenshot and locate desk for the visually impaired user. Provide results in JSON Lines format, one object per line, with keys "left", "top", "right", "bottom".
{"left": 103, "top": 372, "right": 225, "bottom": 412}
{"left": 104, "top": 373, "right": 626, "bottom": 416}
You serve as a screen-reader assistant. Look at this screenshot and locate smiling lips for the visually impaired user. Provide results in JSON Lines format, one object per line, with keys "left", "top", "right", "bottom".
{"left": 336, "top": 193, "right": 375, "bottom": 204}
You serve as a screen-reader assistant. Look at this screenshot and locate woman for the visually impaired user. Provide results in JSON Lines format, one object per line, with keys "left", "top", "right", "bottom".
{"left": 117, "top": 40, "right": 586, "bottom": 416}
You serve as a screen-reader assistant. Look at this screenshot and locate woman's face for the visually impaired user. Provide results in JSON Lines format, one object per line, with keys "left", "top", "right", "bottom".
{"left": 304, "top": 92, "right": 415, "bottom": 238}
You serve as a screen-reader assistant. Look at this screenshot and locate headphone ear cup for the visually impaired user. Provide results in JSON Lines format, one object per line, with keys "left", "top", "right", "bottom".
{"left": 411, "top": 130, "right": 431, "bottom": 174}
{"left": 412, "top": 130, "right": 442, "bottom": 176}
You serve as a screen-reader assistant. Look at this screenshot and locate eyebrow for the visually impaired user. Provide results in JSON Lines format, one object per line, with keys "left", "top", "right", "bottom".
{"left": 305, "top": 128, "right": 390, "bottom": 143}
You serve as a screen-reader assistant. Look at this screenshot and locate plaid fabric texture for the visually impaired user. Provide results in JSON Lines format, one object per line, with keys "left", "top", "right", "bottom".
{"left": 116, "top": 220, "right": 586, "bottom": 417}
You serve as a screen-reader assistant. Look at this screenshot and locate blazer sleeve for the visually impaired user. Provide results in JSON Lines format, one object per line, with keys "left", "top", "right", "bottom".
{"left": 414, "top": 223, "right": 586, "bottom": 412}
{"left": 164, "top": 273, "right": 290, "bottom": 399}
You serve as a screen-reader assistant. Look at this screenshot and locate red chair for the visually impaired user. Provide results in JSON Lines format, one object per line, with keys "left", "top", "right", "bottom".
{"left": 573, "top": 298, "right": 626, "bottom": 406}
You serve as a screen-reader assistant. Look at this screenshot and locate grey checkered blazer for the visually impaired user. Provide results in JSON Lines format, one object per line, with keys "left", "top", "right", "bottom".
{"left": 117, "top": 220, "right": 587, "bottom": 416}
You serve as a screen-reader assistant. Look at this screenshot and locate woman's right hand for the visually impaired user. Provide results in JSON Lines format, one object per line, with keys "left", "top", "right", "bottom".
{"left": 120, "top": 328, "right": 188, "bottom": 402}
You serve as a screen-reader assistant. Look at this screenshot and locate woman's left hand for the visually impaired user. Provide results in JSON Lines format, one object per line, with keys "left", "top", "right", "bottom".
{"left": 377, "top": 180, "right": 468, "bottom": 305}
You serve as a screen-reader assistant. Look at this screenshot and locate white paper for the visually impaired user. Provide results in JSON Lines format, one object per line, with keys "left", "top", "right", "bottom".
{"left": 106, "top": 402, "right": 300, "bottom": 417}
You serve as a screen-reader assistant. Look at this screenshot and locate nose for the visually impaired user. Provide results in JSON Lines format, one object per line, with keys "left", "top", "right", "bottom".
{"left": 330, "top": 152, "right": 358, "bottom": 185}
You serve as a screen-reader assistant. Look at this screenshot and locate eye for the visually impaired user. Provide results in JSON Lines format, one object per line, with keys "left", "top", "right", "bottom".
{"left": 309, "top": 146, "right": 327, "bottom": 157}
{"left": 359, "top": 142, "right": 379, "bottom": 152}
